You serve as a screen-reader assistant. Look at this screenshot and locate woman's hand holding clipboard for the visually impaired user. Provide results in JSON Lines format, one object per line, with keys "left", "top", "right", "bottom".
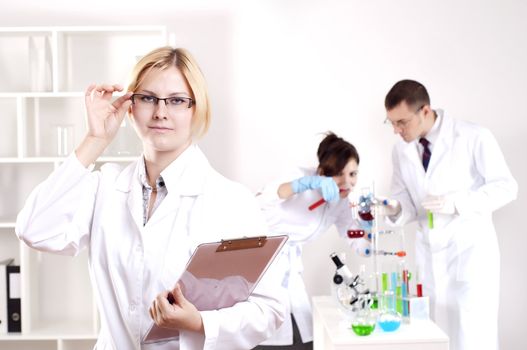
{"left": 142, "top": 235, "right": 288, "bottom": 344}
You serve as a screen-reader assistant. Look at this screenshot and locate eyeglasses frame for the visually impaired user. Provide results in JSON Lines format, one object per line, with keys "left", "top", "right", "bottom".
{"left": 384, "top": 104, "right": 425, "bottom": 129}
{"left": 130, "top": 93, "right": 194, "bottom": 110}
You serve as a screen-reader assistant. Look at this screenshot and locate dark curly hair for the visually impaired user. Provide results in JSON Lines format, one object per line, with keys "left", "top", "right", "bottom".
{"left": 317, "top": 132, "right": 359, "bottom": 177}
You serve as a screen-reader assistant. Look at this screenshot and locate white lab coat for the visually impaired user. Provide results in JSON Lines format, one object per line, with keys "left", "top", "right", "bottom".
{"left": 16, "top": 145, "right": 287, "bottom": 350}
{"left": 256, "top": 167, "right": 363, "bottom": 345}
{"left": 390, "top": 112, "right": 518, "bottom": 350}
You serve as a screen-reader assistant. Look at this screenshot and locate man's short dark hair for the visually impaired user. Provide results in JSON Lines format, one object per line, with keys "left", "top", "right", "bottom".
{"left": 385, "top": 79, "right": 430, "bottom": 110}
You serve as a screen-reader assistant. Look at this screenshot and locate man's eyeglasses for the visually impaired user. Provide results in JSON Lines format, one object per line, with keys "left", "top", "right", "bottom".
{"left": 131, "top": 94, "right": 194, "bottom": 114}
{"left": 384, "top": 105, "right": 424, "bottom": 129}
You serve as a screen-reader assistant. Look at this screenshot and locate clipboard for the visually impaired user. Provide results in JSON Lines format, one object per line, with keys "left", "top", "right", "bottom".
{"left": 142, "top": 234, "right": 288, "bottom": 344}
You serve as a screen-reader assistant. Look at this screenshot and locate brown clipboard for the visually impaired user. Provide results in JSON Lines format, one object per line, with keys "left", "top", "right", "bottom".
{"left": 142, "top": 234, "right": 288, "bottom": 344}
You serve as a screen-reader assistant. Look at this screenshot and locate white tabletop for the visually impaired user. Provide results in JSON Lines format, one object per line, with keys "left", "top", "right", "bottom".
{"left": 313, "top": 296, "right": 449, "bottom": 350}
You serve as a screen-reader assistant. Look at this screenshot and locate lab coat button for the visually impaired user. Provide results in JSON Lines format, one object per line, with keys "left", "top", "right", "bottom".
{"left": 130, "top": 303, "right": 136, "bottom": 312}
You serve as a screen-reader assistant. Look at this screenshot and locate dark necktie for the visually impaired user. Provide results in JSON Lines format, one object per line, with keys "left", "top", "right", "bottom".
{"left": 419, "top": 138, "right": 431, "bottom": 171}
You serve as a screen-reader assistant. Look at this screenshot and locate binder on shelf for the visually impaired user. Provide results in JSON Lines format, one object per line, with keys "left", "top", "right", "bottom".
{"left": 142, "top": 235, "right": 288, "bottom": 344}
{"left": 6, "top": 265, "right": 21, "bottom": 332}
{"left": 0, "top": 258, "right": 14, "bottom": 334}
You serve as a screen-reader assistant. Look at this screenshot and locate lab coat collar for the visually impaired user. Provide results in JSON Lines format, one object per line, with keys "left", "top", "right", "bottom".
{"left": 114, "top": 144, "right": 208, "bottom": 196}
{"left": 160, "top": 144, "right": 207, "bottom": 196}
{"left": 400, "top": 109, "right": 454, "bottom": 176}
{"left": 434, "top": 110, "right": 455, "bottom": 143}
{"left": 424, "top": 111, "right": 455, "bottom": 175}
{"left": 421, "top": 109, "right": 442, "bottom": 147}
{"left": 114, "top": 160, "right": 139, "bottom": 193}
{"left": 114, "top": 145, "right": 210, "bottom": 229}
{"left": 401, "top": 137, "right": 425, "bottom": 174}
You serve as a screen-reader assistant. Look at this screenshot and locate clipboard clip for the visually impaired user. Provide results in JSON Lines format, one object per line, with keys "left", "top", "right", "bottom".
{"left": 216, "top": 236, "right": 267, "bottom": 252}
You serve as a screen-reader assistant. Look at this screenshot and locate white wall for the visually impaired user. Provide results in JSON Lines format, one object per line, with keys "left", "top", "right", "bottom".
{"left": 2, "top": 0, "right": 525, "bottom": 349}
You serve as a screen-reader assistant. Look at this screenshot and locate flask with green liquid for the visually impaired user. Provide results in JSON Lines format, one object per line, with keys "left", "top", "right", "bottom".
{"left": 351, "top": 294, "right": 376, "bottom": 336}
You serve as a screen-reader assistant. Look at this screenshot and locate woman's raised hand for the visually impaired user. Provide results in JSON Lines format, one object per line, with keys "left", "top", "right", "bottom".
{"left": 84, "top": 84, "right": 133, "bottom": 142}
{"left": 75, "top": 84, "right": 133, "bottom": 167}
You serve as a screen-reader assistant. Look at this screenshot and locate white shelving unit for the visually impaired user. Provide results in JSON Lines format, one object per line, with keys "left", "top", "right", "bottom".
{"left": 0, "top": 26, "right": 167, "bottom": 349}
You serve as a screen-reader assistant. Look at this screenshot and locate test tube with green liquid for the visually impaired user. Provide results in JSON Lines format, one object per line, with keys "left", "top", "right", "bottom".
{"left": 427, "top": 210, "right": 434, "bottom": 229}
{"left": 382, "top": 272, "right": 388, "bottom": 293}
{"left": 396, "top": 285, "right": 402, "bottom": 314}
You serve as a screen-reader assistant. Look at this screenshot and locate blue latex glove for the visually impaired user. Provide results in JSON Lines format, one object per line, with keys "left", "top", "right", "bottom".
{"left": 291, "top": 176, "right": 339, "bottom": 202}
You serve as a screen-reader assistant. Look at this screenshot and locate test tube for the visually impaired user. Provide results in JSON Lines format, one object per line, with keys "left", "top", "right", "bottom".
{"left": 382, "top": 272, "right": 388, "bottom": 293}
{"left": 402, "top": 269, "right": 409, "bottom": 317}
{"left": 396, "top": 283, "right": 402, "bottom": 314}
{"left": 416, "top": 267, "right": 423, "bottom": 297}
{"left": 428, "top": 211, "right": 434, "bottom": 229}
{"left": 391, "top": 272, "right": 397, "bottom": 294}
{"left": 308, "top": 189, "right": 347, "bottom": 211}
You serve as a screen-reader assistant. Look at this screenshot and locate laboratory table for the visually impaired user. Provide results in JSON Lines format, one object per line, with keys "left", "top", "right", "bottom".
{"left": 312, "top": 296, "right": 449, "bottom": 350}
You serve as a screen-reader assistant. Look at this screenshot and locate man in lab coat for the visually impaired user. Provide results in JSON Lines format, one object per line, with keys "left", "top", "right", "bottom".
{"left": 382, "top": 79, "right": 517, "bottom": 350}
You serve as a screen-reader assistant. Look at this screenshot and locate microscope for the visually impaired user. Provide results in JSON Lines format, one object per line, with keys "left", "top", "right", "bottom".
{"left": 330, "top": 252, "right": 372, "bottom": 313}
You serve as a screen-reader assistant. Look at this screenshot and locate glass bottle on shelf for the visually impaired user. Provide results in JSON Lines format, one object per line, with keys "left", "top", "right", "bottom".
{"left": 55, "top": 124, "right": 74, "bottom": 157}
{"left": 28, "top": 35, "right": 52, "bottom": 92}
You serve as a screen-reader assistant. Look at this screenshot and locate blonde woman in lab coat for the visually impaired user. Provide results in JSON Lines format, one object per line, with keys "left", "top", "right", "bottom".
{"left": 254, "top": 133, "right": 370, "bottom": 349}
{"left": 16, "top": 47, "right": 286, "bottom": 350}
{"left": 382, "top": 80, "right": 518, "bottom": 350}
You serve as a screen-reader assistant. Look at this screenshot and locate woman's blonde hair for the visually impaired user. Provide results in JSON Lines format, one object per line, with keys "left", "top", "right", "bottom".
{"left": 127, "top": 46, "right": 210, "bottom": 138}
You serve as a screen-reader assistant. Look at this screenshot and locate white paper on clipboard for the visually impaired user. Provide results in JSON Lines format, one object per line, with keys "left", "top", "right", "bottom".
{"left": 142, "top": 234, "right": 288, "bottom": 344}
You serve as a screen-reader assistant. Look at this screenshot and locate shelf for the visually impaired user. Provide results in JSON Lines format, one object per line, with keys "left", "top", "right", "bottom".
{"left": 0, "top": 228, "right": 20, "bottom": 265}
{"left": 56, "top": 28, "right": 166, "bottom": 92}
{"left": 0, "top": 25, "right": 164, "bottom": 32}
{"left": 0, "top": 340, "right": 57, "bottom": 350}
{"left": 0, "top": 95, "right": 141, "bottom": 158}
{"left": 0, "top": 92, "right": 84, "bottom": 98}
{"left": 0, "top": 26, "right": 166, "bottom": 93}
{"left": 0, "top": 332, "right": 96, "bottom": 350}
{"left": 0, "top": 157, "right": 138, "bottom": 164}
{"left": 0, "top": 31, "right": 52, "bottom": 93}
{"left": 0, "top": 97, "right": 18, "bottom": 157}
{"left": 0, "top": 328, "right": 97, "bottom": 340}
{"left": 0, "top": 25, "right": 167, "bottom": 348}
{"left": 23, "top": 251, "right": 96, "bottom": 335}
{"left": 0, "top": 163, "right": 54, "bottom": 222}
